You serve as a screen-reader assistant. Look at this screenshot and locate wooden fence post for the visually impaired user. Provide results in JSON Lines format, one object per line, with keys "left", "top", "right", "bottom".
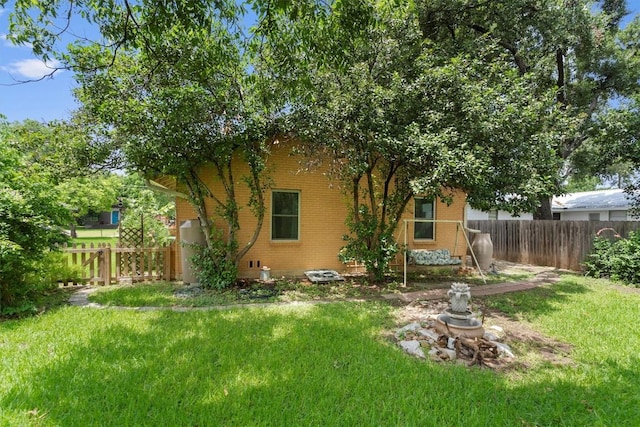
{"left": 102, "top": 244, "right": 112, "bottom": 285}
{"left": 162, "top": 245, "right": 173, "bottom": 281}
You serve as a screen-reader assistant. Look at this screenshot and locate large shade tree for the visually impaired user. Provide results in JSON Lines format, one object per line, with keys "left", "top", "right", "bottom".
{"left": 256, "top": 1, "right": 560, "bottom": 279}
{"left": 413, "top": 0, "right": 640, "bottom": 218}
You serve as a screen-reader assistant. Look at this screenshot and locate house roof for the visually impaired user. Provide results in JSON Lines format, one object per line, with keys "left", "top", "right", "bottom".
{"left": 552, "top": 189, "right": 630, "bottom": 211}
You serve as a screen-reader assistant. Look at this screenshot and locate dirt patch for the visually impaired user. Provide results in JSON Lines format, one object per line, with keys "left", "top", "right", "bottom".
{"left": 481, "top": 309, "right": 574, "bottom": 368}
{"left": 391, "top": 300, "right": 574, "bottom": 370}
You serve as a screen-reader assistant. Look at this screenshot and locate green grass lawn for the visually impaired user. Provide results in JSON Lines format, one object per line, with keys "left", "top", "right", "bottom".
{"left": 70, "top": 236, "right": 119, "bottom": 246}
{"left": 67, "top": 227, "right": 119, "bottom": 247}
{"left": 1, "top": 275, "right": 639, "bottom": 426}
{"left": 71, "top": 227, "right": 119, "bottom": 239}
{"left": 86, "top": 268, "right": 535, "bottom": 308}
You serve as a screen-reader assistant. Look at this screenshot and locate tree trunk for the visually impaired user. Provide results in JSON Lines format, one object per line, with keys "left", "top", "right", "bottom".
{"left": 69, "top": 222, "right": 77, "bottom": 238}
{"left": 534, "top": 197, "right": 553, "bottom": 220}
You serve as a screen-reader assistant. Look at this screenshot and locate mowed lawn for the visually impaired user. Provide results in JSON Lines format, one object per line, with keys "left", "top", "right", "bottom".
{"left": 1, "top": 276, "right": 639, "bottom": 426}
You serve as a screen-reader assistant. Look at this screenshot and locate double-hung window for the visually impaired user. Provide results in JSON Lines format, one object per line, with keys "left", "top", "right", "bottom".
{"left": 414, "top": 197, "right": 434, "bottom": 240}
{"left": 272, "top": 190, "right": 300, "bottom": 240}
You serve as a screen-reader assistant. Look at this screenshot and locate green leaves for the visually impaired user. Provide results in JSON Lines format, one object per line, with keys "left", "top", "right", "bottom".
{"left": 584, "top": 231, "right": 640, "bottom": 286}
{"left": 0, "top": 130, "right": 71, "bottom": 311}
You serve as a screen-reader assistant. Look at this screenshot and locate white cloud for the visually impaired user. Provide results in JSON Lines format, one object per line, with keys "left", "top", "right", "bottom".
{"left": 2, "top": 58, "right": 64, "bottom": 79}
{"left": 1, "top": 33, "right": 33, "bottom": 48}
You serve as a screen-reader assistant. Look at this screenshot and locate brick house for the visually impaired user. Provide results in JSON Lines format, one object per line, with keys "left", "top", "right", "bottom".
{"left": 163, "top": 140, "right": 468, "bottom": 279}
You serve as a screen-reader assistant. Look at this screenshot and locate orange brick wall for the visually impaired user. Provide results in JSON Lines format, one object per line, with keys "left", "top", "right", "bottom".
{"left": 175, "top": 141, "right": 467, "bottom": 278}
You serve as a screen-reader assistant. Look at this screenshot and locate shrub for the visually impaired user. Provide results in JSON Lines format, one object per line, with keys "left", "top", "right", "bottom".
{"left": 189, "top": 231, "right": 238, "bottom": 290}
{"left": 340, "top": 205, "right": 399, "bottom": 282}
{"left": 583, "top": 231, "right": 640, "bottom": 286}
{"left": 0, "top": 137, "right": 71, "bottom": 313}
{"left": 0, "top": 188, "right": 69, "bottom": 313}
{"left": 37, "top": 252, "right": 85, "bottom": 284}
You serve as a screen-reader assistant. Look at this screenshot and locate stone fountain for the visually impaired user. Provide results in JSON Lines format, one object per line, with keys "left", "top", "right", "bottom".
{"left": 435, "top": 282, "right": 485, "bottom": 338}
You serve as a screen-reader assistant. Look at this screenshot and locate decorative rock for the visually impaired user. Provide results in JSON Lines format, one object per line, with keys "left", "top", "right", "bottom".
{"left": 417, "top": 328, "right": 440, "bottom": 342}
{"left": 428, "top": 348, "right": 442, "bottom": 362}
{"left": 395, "top": 319, "right": 516, "bottom": 367}
{"left": 399, "top": 340, "right": 425, "bottom": 359}
{"left": 492, "top": 342, "right": 515, "bottom": 358}
{"left": 483, "top": 331, "right": 500, "bottom": 341}
{"left": 427, "top": 347, "right": 457, "bottom": 361}
{"left": 396, "top": 322, "right": 421, "bottom": 338}
{"left": 440, "top": 348, "right": 457, "bottom": 361}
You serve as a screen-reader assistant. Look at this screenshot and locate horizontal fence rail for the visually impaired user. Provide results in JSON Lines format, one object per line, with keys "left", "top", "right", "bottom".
{"left": 467, "top": 220, "right": 640, "bottom": 271}
{"left": 61, "top": 243, "right": 176, "bottom": 285}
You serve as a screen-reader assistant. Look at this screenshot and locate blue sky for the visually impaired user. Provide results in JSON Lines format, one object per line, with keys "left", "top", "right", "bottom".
{"left": 0, "top": 2, "right": 83, "bottom": 122}
{"left": 1, "top": 1, "right": 639, "bottom": 123}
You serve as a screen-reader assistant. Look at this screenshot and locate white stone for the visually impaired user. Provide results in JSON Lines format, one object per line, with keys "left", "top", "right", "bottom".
{"left": 483, "top": 331, "right": 500, "bottom": 341}
{"left": 427, "top": 347, "right": 457, "bottom": 361}
{"left": 447, "top": 337, "right": 456, "bottom": 349}
{"left": 492, "top": 341, "right": 515, "bottom": 358}
{"left": 440, "top": 348, "right": 457, "bottom": 360}
{"left": 417, "top": 328, "right": 440, "bottom": 342}
{"left": 428, "top": 348, "right": 443, "bottom": 362}
{"left": 486, "top": 325, "right": 506, "bottom": 340}
{"left": 396, "top": 322, "right": 421, "bottom": 337}
{"left": 399, "top": 340, "right": 426, "bottom": 359}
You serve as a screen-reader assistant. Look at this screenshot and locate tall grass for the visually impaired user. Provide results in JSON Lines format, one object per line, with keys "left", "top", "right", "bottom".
{"left": 1, "top": 276, "right": 639, "bottom": 426}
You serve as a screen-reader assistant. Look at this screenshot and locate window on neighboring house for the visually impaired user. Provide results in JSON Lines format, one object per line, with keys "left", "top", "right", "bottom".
{"left": 488, "top": 210, "right": 498, "bottom": 220}
{"left": 272, "top": 190, "right": 300, "bottom": 240}
{"left": 588, "top": 213, "right": 600, "bottom": 221}
{"left": 414, "top": 197, "right": 434, "bottom": 239}
{"left": 552, "top": 212, "right": 561, "bottom": 220}
{"left": 610, "top": 210, "right": 627, "bottom": 221}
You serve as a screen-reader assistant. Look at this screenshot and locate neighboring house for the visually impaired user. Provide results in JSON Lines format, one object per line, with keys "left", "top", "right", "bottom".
{"left": 80, "top": 206, "right": 121, "bottom": 228}
{"left": 170, "top": 140, "right": 468, "bottom": 279}
{"left": 465, "top": 206, "right": 533, "bottom": 221}
{"left": 466, "top": 189, "right": 636, "bottom": 222}
{"left": 552, "top": 189, "right": 636, "bottom": 221}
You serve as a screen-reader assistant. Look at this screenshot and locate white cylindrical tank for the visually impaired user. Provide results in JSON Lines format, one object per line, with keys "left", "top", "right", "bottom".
{"left": 179, "top": 219, "right": 206, "bottom": 284}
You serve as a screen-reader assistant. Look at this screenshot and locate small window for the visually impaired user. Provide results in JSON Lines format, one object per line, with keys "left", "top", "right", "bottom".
{"left": 588, "top": 213, "right": 600, "bottom": 221}
{"left": 414, "top": 197, "right": 434, "bottom": 240}
{"left": 272, "top": 191, "right": 300, "bottom": 240}
{"left": 609, "top": 210, "right": 627, "bottom": 221}
{"left": 488, "top": 210, "right": 498, "bottom": 220}
{"left": 552, "top": 212, "right": 561, "bottom": 220}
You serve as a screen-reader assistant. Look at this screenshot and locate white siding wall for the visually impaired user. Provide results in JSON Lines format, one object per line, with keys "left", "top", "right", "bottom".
{"left": 555, "top": 210, "right": 628, "bottom": 221}
{"left": 465, "top": 206, "right": 533, "bottom": 221}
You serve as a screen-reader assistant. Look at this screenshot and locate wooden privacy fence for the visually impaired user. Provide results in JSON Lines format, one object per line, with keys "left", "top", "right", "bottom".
{"left": 467, "top": 220, "right": 640, "bottom": 271}
{"left": 61, "top": 243, "right": 176, "bottom": 285}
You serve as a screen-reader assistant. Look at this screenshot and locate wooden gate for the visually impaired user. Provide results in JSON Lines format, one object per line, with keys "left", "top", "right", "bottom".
{"left": 61, "top": 243, "right": 176, "bottom": 285}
